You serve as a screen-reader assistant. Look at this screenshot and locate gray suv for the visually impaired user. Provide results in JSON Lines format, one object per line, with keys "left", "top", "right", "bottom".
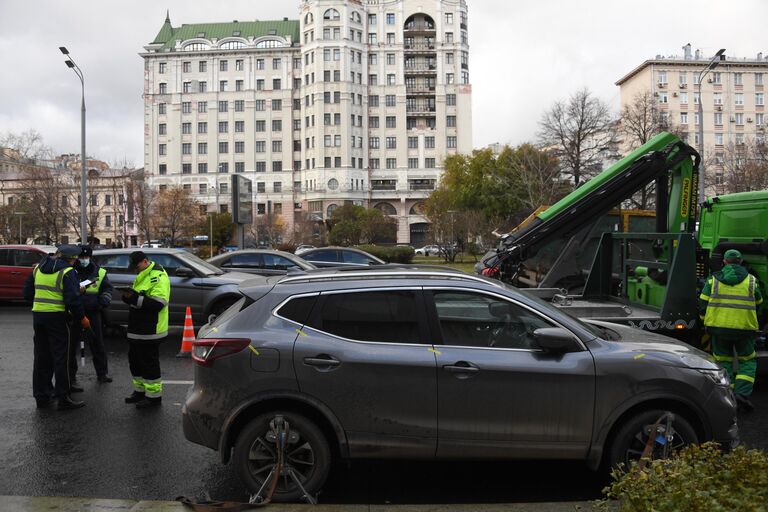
{"left": 182, "top": 268, "right": 738, "bottom": 502}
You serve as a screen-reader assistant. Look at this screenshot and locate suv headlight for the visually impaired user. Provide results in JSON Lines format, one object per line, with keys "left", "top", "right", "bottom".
{"left": 698, "top": 368, "right": 730, "bottom": 387}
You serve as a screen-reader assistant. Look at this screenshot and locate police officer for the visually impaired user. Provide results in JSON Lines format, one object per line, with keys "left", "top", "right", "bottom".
{"left": 23, "top": 244, "right": 89, "bottom": 410}
{"left": 70, "top": 245, "right": 113, "bottom": 383}
{"left": 122, "top": 251, "right": 171, "bottom": 409}
{"left": 699, "top": 249, "right": 763, "bottom": 412}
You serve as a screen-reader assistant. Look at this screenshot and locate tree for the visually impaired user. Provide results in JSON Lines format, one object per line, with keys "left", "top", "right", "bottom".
{"left": 718, "top": 139, "right": 768, "bottom": 194}
{"left": 507, "top": 143, "right": 570, "bottom": 213}
{"left": 538, "top": 88, "right": 618, "bottom": 187}
{"left": 325, "top": 204, "right": 397, "bottom": 246}
{"left": 359, "top": 208, "right": 397, "bottom": 244}
{"left": 208, "top": 212, "right": 235, "bottom": 248}
{"left": 0, "top": 129, "right": 53, "bottom": 160}
{"left": 151, "top": 186, "right": 202, "bottom": 246}
{"left": 130, "top": 178, "right": 157, "bottom": 243}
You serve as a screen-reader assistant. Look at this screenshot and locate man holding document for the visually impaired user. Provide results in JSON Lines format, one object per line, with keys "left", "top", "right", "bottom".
{"left": 120, "top": 251, "right": 171, "bottom": 409}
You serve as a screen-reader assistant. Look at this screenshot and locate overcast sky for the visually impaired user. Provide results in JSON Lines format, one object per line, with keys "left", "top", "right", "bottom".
{"left": 0, "top": 0, "right": 765, "bottom": 166}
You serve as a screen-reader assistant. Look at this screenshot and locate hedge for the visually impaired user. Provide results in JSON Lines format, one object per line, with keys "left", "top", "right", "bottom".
{"left": 356, "top": 245, "right": 415, "bottom": 264}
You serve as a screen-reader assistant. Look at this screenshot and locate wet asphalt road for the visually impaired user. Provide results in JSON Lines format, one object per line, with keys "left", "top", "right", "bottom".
{"left": 1, "top": 304, "right": 767, "bottom": 505}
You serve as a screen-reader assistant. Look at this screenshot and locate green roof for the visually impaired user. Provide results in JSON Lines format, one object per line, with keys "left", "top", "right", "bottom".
{"left": 151, "top": 14, "right": 300, "bottom": 49}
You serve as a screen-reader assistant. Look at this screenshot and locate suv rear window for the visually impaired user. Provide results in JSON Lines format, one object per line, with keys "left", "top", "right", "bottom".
{"left": 306, "top": 290, "right": 421, "bottom": 344}
{"left": 276, "top": 295, "right": 317, "bottom": 325}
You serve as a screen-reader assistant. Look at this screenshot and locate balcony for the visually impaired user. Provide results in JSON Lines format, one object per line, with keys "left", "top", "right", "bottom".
{"left": 372, "top": 180, "right": 397, "bottom": 191}
{"left": 408, "top": 180, "right": 436, "bottom": 191}
{"left": 406, "top": 104, "right": 437, "bottom": 114}
{"left": 404, "top": 65, "right": 437, "bottom": 74}
{"left": 406, "top": 85, "right": 436, "bottom": 94}
{"left": 404, "top": 42, "right": 436, "bottom": 52}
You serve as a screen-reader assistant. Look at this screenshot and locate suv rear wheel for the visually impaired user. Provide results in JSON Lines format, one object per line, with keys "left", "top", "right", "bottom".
{"left": 233, "top": 411, "right": 331, "bottom": 502}
{"left": 608, "top": 409, "right": 698, "bottom": 469}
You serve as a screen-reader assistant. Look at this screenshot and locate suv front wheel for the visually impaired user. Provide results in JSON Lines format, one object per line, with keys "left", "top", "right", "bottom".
{"left": 233, "top": 411, "right": 331, "bottom": 502}
{"left": 607, "top": 409, "right": 698, "bottom": 469}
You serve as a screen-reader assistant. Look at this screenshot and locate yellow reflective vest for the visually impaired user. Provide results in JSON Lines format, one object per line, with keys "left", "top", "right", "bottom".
{"left": 702, "top": 274, "right": 760, "bottom": 330}
{"left": 31, "top": 267, "right": 74, "bottom": 313}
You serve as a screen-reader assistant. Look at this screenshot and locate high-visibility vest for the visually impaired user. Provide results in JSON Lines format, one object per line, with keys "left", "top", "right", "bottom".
{"left": 31, "top": 267, "right": 74, "bottom": 313}
{"left": 84, "top": 267, "right": 107, "bottom": 294}
{"left": 130, "top": 262, "right": 170, "bottom": 339}
{"left": 703, "top": 274, "right": 759, "bottom": 330}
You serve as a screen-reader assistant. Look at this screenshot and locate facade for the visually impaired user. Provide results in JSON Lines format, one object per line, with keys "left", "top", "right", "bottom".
{"left": 0, "top": 149, "right": 141, "bottom": 246}
{"left": 616, "top": 44, "right": 768, "bottom": 196}
{"left": 141, "top": 0, "right": 472, "bottom": 246}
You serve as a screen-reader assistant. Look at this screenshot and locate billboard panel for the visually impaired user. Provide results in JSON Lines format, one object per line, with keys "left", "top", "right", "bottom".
{"left": 231, "top": 175, "right": 253, "bottom": 225}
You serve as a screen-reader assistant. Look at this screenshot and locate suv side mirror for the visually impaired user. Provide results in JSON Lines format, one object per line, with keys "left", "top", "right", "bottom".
{"left": 533, "top": 327, "right": 579, "bottom": 353}
{"left": 175, "top": 266, "right": 195, "bottom": 278}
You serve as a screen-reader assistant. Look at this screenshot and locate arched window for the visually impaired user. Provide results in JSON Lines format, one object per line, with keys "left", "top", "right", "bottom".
{"left": 219, "top": 40, "right": 245, "bottom": 50}
{"left": 350, "top": 11, "right": 361, "bottom": 23}
{"left": 323, "top": 8, "right": 340, "bottom": 21}
{"left": 305, "top": 12, "right": 314, "bottom": 24}
{"left": 374, "top": 202, "right": 397, "bottom": 216}
{"left": 327, "top": 178, "right": 339, "bottom": 190}
{"left": 327, "top": 204, "right": 338, "bottom": 217}
{"left": 255, "top": 39, "right": 281, "bottom": 49}
{"left": 410, "top": 202, "right": 427, "bottom": 216}
{"left": 182, "top": 42, "right": 209, "bottom": 51}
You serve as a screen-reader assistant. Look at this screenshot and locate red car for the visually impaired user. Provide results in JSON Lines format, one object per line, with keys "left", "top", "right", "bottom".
{"left": 0, "top": 245, "right": 57, "bottom": 301}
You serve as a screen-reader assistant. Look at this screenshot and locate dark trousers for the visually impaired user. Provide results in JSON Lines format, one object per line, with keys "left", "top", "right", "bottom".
{"left": 128, "top": 340, "right": 163, "bottom": 397}
{"left": 32, "top": 312, "right": 72, "bottom": 400}
{"left": 69, "top": 310, "right": 108, "bottom": 379}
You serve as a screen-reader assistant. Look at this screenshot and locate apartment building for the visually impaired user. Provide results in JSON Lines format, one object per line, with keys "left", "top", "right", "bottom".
{"left": 141, "top": 0, "right": 472, "bottom": 245}
{"left": 616, "top": 44, "right": 768, "bottom": 196}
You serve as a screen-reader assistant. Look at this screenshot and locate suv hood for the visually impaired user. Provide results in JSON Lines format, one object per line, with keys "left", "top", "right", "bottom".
{"left": 211, "top": 270, "right": 255, "bottom": 283}
{"left": 586, "top": 320, "right": 719, "bottom": 370}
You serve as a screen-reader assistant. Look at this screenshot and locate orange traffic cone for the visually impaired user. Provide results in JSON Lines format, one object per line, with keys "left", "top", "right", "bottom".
{"left": 176, "top": 306, "right": 195, "bottom": 358}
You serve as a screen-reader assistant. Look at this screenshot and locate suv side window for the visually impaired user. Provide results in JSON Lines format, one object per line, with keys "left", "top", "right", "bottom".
{"left": 276, "top": 295, "right": 318, "bottom": 324}
{"left": 15, "top": 249, "right": 45, "bottom": 267}
{"left": 148, "top": 254, "right": 183, "bottom": 274}
{"left": 306, "top": 290, "right": 422, "bottom": 344}
{"left": 228, "top": 253, "right": 264, "bottom": 268}
{"left": 0, "top": 249, "right": 9, "bottom": 265}
{"left": 431, "top": 290, "right": 555, "bottom": 350}
{"left": 94, "top": 254, "right": 131, "bottom": 274}
{"left": 307, "top": 250, "right": 339, "bottom": 263}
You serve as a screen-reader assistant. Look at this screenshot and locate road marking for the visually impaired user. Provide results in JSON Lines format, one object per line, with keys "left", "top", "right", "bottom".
{"left": 164, "top": 380, "right": 194, "bottom": 385}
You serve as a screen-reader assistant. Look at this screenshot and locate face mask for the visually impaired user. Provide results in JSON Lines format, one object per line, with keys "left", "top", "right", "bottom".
{"left": 79, "top": 258, "right": 90, "bottom": 268}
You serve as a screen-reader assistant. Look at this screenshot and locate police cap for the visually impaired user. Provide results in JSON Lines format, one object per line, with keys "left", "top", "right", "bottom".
{"left": 129, "top": 250, "right": 148, "bottom": 268}
{"left": 724, "top": 249, "right": 742, "bottom": 262}
{"left": 80, "top": 245, "right": 93, "bottom": 257}
{"left": 58, "top": 244, "right": 81, "bottom": 258}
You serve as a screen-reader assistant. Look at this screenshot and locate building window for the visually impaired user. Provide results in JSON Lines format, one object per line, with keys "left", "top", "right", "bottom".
{"left": 219, "top": 100, "right": 228, "bottom": 112}
{"left": 385, "top": 95, "right": 396, "bottom": 107}
{"left": 159, "top": 62, "right": 167, "bottom": 74}
{"left": 182, "top": 143, "right": 192, "bottom": 155}
{"left": 756, "top": 93, "right": 765, "bottom": 106}
{"left": 198, "top": 163, "right": 208, "bottom": 174}
{"left": 158, "top": 144, "right": 166, "bottom": 156}
{"left": 735, "top": 93, "right": 744, "bottom": 106}
{"left": 158, "top": 164, "right": 167, "bottom": 175}
{"left": 657, "top": 71, "right": 667, "bottom": 85}
{"left": 756, "top": 113, "right": 765, "bottom": 126}
{"left": 219, "top": 162, "right": 229, "bottom": 173}
{"left": 198, "top": 122, "right": 207, "bottom": 134}
{"left": 756, "top": 73, "right": 764, "bottom": 86}
{"left": 425, "top": 158, "right": 435, "bottom": 168}
{"left": 447, "top": 94, "right": 456, "bottom": 106}
{"left": 408, "top": 157, "right": 419, "bottom": 169}
{"left": 273, "top": 182, "right": 282, "bottom": 193}
{"left": 182, "top": 102, "right": 192, "bottom": 113}
{"left": 446, "top": 115, "right": 457, "bottom": 127}
{"left": 735, "top": 113, "right": 744, "bottom": 125}
{"left": 272, "top": 99, "right": 282, "bottom": 111}
{"left": 272, "top": 141, "right": 282, "bottom": 152}
{"left": 198, "top": 101, "right": 207, "bottom": 113}
{"left": 220, "top": 60, "right": 228, "bottom": 71}
{"left": 445, "top": 12, "right": 454, "bottom": 24}
{"left": 370, "top": 95, "right": 379, "bottom": 107}
{"left": 235, "top": 141, "right": 245, "bottom": 153}
{"left": 219, "top": 182, "right": 229, "bottom": 194}
{"left": 182, "top": 163, "right": 192, "bottom": 174}
{"left": 235, "top": 162, "right": 245, "bottom": 173}
{"left": 425, "top": 136, "right": 435, "bottom": 148}
{"left": 368, "top": 33, "right": 377, "bottom": 45}
{"left": 235, "top": 59, "right": 244, "bottom": 71}
{"left": 386, "top": 158, "right": 397, "bottom": 169}
{"left": 159, "top": 123, "right": 167, "bottom": 135}
{"left": 734, "top": 72, "right": 743, "bottom": 86}
{"left": 158, "top": 103, "right": 166, "bottom": 115}
{"left": 198, "top": 142, "right": 207, "bottom": 154}
{"left": 199, "top": 61, "right": 207, "bottom": 72}
{"left": 680, "top": 112, "right": 688, "bottom": 124}
{"left": 386, "top": 136, "right": 396, "bottom": 149}
{"left": 712, "top": 72, "right": 721, "bottom": 84}
{"left": 218, "top": 121, "right": 228, "bottom": 133}
{"left": 659, "top": 92, "right": 668, "bottom": 104}
{"left": 235, "top": 120, "right": 244, "bottom": 133}
{"left": 368, "top": 13, "right": 377, "bottom": 25}
{"left": 273, "top": 79, "right": 281, "bottom": 90}
{"left": 158, "top": 83, "right": 167, "bottom": 94}
{"left": 235, "top": 100, "right": 244, "bottom": 112}
{"left": 256, "top": 120, "right": 266, "bottom": 132}
{"left": 386, "top": 33, "right": 396, "bottom": 44}
{"left": 255, "top": 140, "right": 266, "bottom": 153}
{"left": 183, "top": 81, "right": 192, "bottom": 93}
{"left": 447, "top": 136, "right": 457, "bottom": 148}
{"left": 199, "top": 184, "right": 207, "bottom": 194}
{"left": 272, "top": 161, "right": 283, "bottom": 172}
{"left": 181, "top": 122, "right": 191, "bottom": 134}
{"left": 255, "top": 100, "right": 265, "bottom": 111}
{"left": 715, "top": 133, "right": 724, "bottom": 145}
{"left": 219, "top": 142, "right": 229, "bottom": 154}
{"left": 445, "top": 32, "right": 453, "bottom": 44}
{"left": 679, "top": 92, "right": 688, "bottom": 104}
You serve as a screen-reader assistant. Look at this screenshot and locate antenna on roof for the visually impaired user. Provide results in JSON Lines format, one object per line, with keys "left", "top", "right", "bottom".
{"left": 165, "top": 9, "right": 170, "bottom": 23}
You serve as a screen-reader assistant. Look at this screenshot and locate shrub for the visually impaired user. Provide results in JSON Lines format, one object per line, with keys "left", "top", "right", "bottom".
{"left": 356, "top": 245, "right": 414, "bottom": 264}
{"left": 277, "top": 243, "right": 296, "bottom": 253}
{"left": 598, "top": 442, "right": 768, "bottom": 511}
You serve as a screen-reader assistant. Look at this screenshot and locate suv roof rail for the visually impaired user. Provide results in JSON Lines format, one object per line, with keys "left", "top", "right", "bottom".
{"left": 278, "top": 267, "right": 504, "bottom": 287}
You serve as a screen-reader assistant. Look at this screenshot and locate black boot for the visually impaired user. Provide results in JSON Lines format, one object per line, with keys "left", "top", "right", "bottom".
{"left": 69, "top": 385, "right": 84, "bottom": 393}
{"left": 135, "top": 396, "right": 162, "bottom": 409}
{"left": 97, "top": 375, "right": 113, "bottom": 383}
{"left": 57, "top": 396, "right": 85, "bottom": 410}
{"left": 736, "top": 394, "right": 755, "bottom": 412}
{"left": 125, "top": 391, "right": 145, "bottom": 404}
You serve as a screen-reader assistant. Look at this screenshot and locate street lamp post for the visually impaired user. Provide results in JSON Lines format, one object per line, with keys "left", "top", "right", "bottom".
{"left": 59, "top": 46, "right": 88, "bottom": 244}
{"left": 13, "top": 212, "right": 26, "bottom": 244}
{"left": 697, "top": 48, "right": 726, "bottom": 204}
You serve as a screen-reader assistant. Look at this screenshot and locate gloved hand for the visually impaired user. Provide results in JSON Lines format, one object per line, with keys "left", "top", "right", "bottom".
{"left": 80, "top": 316, "right": 91, "bottom": 330}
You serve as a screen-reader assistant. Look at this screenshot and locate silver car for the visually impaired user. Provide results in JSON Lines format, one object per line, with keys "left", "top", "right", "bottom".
{"left": 182, "top": 268, "right": 738, "bottom": 502}
{"left": 207, "top": 249, "right": 316, "bottom": 277}
{"left": 93, "top": 248, "right": 254, "bottom": 326}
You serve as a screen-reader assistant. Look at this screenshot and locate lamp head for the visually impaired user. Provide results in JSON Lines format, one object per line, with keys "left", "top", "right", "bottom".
{"left": 59, "top": 46, "right": 69, "bottom": 55}
{"left": 65, "top": 60, "right": 75, "bottom": 68}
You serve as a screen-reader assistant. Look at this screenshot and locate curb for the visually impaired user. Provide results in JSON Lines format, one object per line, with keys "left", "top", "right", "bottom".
{"left": 0, "top": 496, "right": 607, "bottom": 511}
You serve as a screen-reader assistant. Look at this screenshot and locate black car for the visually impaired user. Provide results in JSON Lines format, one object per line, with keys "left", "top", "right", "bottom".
{"left": 207, "top": 249, "right": 316, "bottom": 276}
{"left": 299, "top": 247, "right": 385, "bottom": 268}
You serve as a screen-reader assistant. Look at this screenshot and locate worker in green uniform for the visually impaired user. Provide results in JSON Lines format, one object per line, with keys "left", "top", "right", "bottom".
{"left": 699, "top": 249, "right": 762, "bottom": 412}
{"left": 121, "top": 251, "right": 171, "bottom": 409}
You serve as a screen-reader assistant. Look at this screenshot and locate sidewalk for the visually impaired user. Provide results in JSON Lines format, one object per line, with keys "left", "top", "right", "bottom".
{"left": 0, "top": 496, "right": 609, "bottom": 511}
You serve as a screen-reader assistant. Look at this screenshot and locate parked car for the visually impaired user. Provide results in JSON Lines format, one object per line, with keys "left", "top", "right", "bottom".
{"left": 294, "top": 244, "right": 315, "bottom": 255}
{"left": 415, "top": 244, "right": 441, "bottom": 256}
{"left": 92, "top": 248, "right": 255, "bottom": 327}
{"left": 207, "top": 249, "right": 316, "bottom": 277}
{"left": 183, "top": 268, "right": 738, "bottom": 502}
{"left": 0, "top": 245, "right": 57, "bottom": 301}
{"left": 299, "top": 247, "right": 385, "bottom": 267}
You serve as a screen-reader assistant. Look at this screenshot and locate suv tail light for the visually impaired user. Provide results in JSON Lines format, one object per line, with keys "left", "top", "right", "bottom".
{"left": 192, "top": 338, "right": 251, "bottom": 367}
{"left": 481, "top": 266, "right": 499, "bottom": 278}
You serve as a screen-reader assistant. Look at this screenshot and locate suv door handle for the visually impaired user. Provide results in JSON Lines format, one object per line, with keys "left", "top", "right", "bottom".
{"left": 304, "top": 356, "right": 341, "bottom": 368}
{"left": 442, "top": 361, "right": 479, "bottom": 373}
{"left": 10, "top": 271, "right": 21, "bottom": 275}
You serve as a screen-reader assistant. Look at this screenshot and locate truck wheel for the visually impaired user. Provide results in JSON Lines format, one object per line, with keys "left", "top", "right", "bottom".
{"left": 607, "top": 409, "right": 698, "bottom": 470}
{"left": 233, "top": 411, "right": 331, "bottom": 502}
